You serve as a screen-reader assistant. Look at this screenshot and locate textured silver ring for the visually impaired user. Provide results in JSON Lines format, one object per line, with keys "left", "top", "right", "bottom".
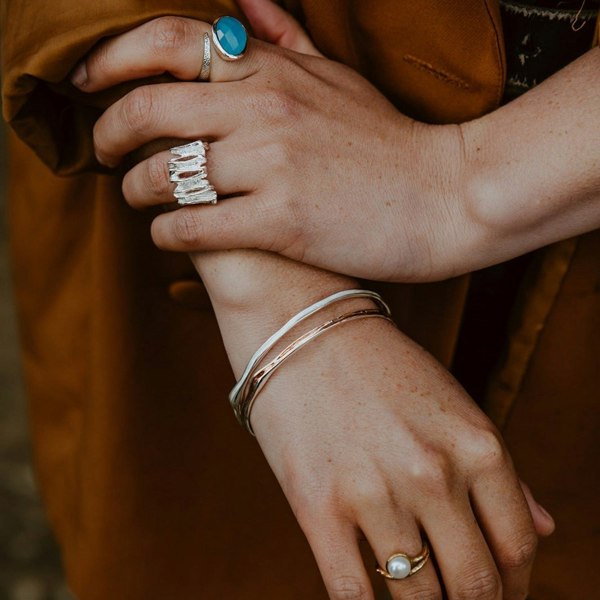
{"left": 168, "top": 141, "right": 217, "bottom": 205}
{"left": 198, "top": 32, "right": 211, "bottom": 81}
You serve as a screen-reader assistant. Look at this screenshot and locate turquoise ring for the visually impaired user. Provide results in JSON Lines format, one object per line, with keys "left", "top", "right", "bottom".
{"left": 211, "top": 16, "right": 248, "bottom": 61}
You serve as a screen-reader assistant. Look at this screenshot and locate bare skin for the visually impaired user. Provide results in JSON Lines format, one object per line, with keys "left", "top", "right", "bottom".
{"left": 75, "top": 1, "right": 600, "bottom": 283}
{"left": 71, "top": 3, "right": 557, "bottom": 599}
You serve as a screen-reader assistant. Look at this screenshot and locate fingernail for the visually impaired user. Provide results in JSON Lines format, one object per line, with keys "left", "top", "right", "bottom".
{"left": 95, "top": 152, "right": 115, "bottom": 169}
{"left": 71, "top": 62, "right": 88, "bottom": 88}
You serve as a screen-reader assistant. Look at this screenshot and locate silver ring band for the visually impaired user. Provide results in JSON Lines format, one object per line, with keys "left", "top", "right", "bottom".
{"left": 198, "top": 32, "right": 211, "bottom": 81}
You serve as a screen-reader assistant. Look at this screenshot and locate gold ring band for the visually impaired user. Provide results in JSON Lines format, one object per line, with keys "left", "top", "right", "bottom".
{"left": 376, "top": 540, "right": 430, "bottom": 580}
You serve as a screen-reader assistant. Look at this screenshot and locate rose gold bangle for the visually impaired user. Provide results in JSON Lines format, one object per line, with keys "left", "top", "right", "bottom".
{"left": 229, "top": 290, "right": 390, "bottom": 422}
{"left": 236, "top": 301, "right": 393, "bottom": 435}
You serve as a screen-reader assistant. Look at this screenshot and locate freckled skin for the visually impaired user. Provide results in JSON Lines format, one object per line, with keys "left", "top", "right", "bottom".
{"left": 72, "top": 2, "right": 568, "bottom": 595}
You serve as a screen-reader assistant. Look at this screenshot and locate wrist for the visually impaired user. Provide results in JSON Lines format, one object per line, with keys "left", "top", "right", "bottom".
{"left": 399, "top": 121, "right": 485, "bottom": 280}
{"left": 458, "top": 50, "right": 600, "bottom": 265}
{"left": 190, "top": 249, "right": 361, "bottom": 374}
{"left": 192, "top": 249, "right": 356, "bottom": 314}
{"left": 459, "top": 116, "right": 517, "bottom": 232}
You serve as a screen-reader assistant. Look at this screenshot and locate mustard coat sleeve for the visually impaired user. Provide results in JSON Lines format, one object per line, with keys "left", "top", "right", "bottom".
{"left": 1, "top": 0, "right": 242, "bottom": 175}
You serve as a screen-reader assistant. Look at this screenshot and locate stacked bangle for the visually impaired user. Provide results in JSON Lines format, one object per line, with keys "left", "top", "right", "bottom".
{"left": 229, "top": 289, "right": 393, "bottom": 435}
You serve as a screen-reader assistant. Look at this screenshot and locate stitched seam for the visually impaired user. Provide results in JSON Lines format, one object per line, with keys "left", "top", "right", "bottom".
{"left": 491, "top": 240, "right": 579, "bottom": 430}
{"left": 507, "top": 75, "right": 539, "bottom": 88}
{"left": 402, "top": 54, "right": 470, "bottom": 89}
{"left": 500, "top": 2, "right": 598, "bottom": 21}
{"left": 508, "top": 242, "right": 579, "bottom": 410}
{"left": 483, "top": 0, "right": 506, "bottom": 107}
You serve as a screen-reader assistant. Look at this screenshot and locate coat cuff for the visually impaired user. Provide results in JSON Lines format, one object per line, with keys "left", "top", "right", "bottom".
{"left": 1, "top": 1, "right": 240, "bottom": 175}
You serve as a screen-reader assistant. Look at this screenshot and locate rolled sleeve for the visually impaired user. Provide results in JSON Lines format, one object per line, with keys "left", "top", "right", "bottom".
{"left": 1, "top": 0, "right": 240, "bottom": 175}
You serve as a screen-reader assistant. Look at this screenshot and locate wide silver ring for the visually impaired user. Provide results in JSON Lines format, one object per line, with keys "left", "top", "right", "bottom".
{"left": 376, "top": 541, "right": 430, "bottom": 580}
{"left": 198, "top": 32, "right": 211, "bottom": 81}
{"left": 168, "top": 141, "right": 217, "bottom": 205}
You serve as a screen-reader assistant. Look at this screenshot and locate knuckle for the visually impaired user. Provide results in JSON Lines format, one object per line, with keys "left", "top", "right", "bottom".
{"left": 146, "top": 154, "right": 169, "bottom": 197}
{"left": 456, "top": 569, "right": 501, "bottom": 600}
{"left": 328, "top": 575, "right": 371, "bottom": 600}
{"left": 263, "top": 139, "right": 295, "bottom": 175}
{"left": 122, "top": 87, "right": 157, "bottom": 135}
{"left": 499, "top": 532, "right": 538, "bottom": 571}
{"left": 150, "top": 16, "right": 193, "bottom": 53}
{"left": 469, "top": 427, "right": 508, "bottom": 471}
{"left": 409, "top": 451, "right": 455, "bottom": 496}
{"left": 173, "top": 208, "right": 203, "bottom": 246}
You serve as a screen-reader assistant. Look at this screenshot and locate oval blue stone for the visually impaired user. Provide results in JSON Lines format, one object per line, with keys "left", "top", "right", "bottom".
{"left": 214, "top": 16, "right": 248, "bottom": 58}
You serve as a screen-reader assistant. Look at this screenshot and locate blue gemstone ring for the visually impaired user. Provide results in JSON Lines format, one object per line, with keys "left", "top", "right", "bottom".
{"left": 211, "top": 16, "right": 249, "bottom": 62}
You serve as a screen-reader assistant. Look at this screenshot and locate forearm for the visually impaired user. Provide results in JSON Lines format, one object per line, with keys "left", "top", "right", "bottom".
{"left": 189, "top": 250, "right": 360, "bottom": 376}
{"left": 462, "top": 47, "right": 600, "bottom": 261}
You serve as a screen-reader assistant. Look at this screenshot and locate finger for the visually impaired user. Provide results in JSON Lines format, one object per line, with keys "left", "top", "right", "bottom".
{"left": 359, "top": 510, "right": 442, "bottom": 600}
{"left": 519, "top": 480, "right": 555, "bottom": 537}
{"left": 237, "top": 0, "right": 323, "bottom": 56}
{"left": 149, "top": 193, "right": 282, "bottom": 254}
{"left": 421, "top": 493, "right": 503, "bottom": 600}
{"left": 71, "top": 16, "right": 272, "bottom": 92}
{"left": 470, "top": 469, "right": 541, "bottom": 599}
{"left": 93, "top": 82, "right": 245, "bottom": 166}
{"left": 303, "top": 518, "right": 376, "bottom": 600}
{"left": 122, "top": 142, "right": 259, "bottom": 210}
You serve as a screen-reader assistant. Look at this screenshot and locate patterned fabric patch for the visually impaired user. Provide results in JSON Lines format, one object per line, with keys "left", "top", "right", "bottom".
{"left": 500, "top": 0, "right": 599, "bottom": 99}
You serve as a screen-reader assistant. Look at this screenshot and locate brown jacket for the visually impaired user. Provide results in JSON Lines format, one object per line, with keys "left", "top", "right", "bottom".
{"left": 2, "top": 1, "right": 599, "bottom": 598}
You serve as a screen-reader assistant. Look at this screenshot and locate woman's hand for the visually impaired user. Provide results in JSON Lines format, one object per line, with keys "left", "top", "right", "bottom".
{"left": 188, "top": 245, "right": 556, "bottom": 600}
{"left": 72, "top": 13, "right": 556, "bottom": 598}
{"left": 72, "top": 11, "right": 475, "bottom": 283}
{"left": 72, "top": 1, "right": 600, "bottom": 284}
{"left": 200, "top": 270, "right": 555, "bottom": 600}
{"left": 254, "top": 319, "right": 552, "bottom": 600}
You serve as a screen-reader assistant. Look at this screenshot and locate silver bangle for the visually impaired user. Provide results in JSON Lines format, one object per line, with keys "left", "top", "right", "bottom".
{"left": 230, "top": 290, "right": 386, "bottom": 413}
{"left": 229, "top": 289, "right": 393, "bottom": 435}
{"left": 240, "top": 306, "right": 393, "bottom": 435}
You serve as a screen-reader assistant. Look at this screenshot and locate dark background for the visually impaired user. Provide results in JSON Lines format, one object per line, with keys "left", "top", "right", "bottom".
{"left": 0, "top": 124, "right": 71, "bottom": 600}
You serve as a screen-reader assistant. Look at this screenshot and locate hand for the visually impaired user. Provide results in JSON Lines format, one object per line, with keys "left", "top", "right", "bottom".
{"left": 72, "top": 12, "right": 556, "bottom": 599}
{"left": 73, "top": 0, "right": 600, "bottom": 284}
{"left": 72, "top": 8, "right": 477, "bottom": 283}
{"left": 216, "top": 290, "right": 555, "bottom": 600}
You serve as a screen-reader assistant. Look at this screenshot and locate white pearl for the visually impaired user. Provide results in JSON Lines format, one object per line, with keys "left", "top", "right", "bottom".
{"left": 387, "top": 555, "right": 412, "bottom": 579}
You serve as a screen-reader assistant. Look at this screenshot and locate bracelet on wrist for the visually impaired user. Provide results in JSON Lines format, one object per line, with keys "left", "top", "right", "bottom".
{"left": 229, "top": 289, "right": 394, "bottom": 435}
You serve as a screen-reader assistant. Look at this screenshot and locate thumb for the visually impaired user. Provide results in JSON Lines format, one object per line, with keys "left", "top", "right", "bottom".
{"left": 520, "top": 480, "right": 556, "bottom": 537}
{"left": 236, "top": 0, "right": 323, "bottom": 56}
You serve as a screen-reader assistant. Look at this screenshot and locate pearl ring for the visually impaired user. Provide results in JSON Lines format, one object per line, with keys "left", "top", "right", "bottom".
{"left": 376, "top": 540, "right": 430, "bottom": 580}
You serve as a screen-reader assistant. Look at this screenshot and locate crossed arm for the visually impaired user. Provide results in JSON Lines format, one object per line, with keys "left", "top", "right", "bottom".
{"left": 81, "top": 7, "right": 600, "bottom": 283}
{"left": 62, "top": 0, "right": 596, "bottom": 596}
